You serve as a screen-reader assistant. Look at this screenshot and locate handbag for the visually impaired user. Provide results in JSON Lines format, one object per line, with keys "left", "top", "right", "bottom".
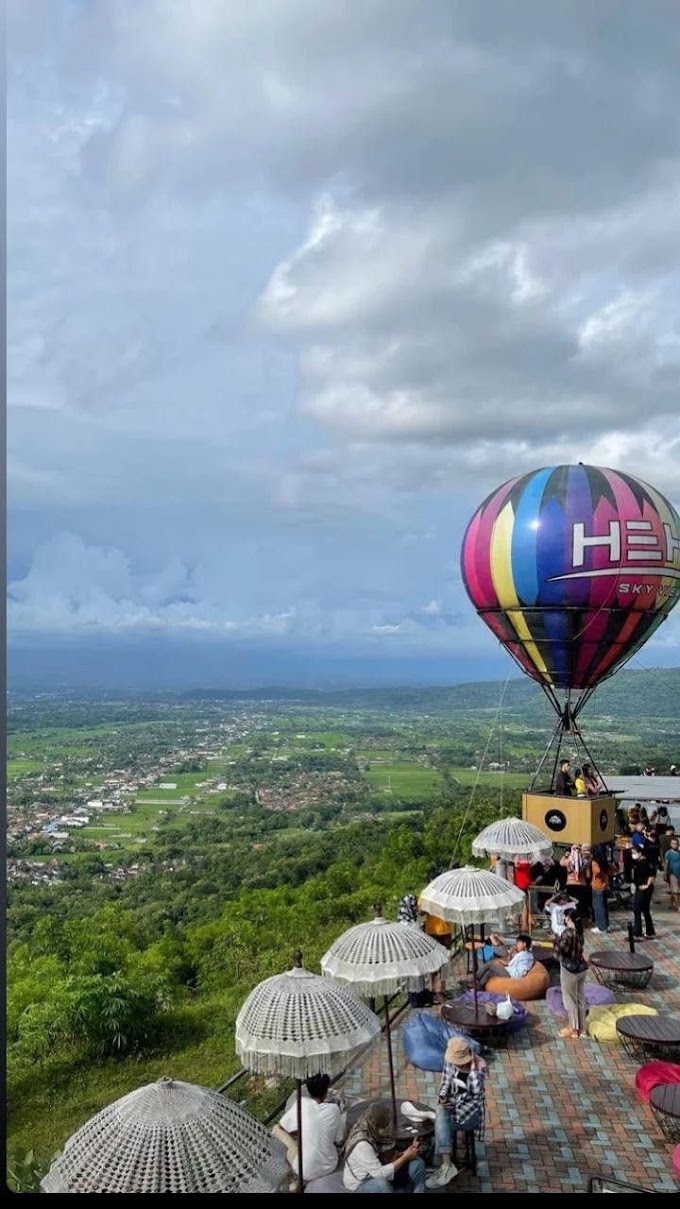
{"left": 562, "top": 957, "right": 587, "bottom": 974}
{"left": 496, "top": 994, "right": 514, "bottom": 1021}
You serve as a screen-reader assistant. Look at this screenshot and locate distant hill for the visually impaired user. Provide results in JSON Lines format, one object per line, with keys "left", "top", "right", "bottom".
{"left": 182, "top": 667, "right": 680, "bottom": 719}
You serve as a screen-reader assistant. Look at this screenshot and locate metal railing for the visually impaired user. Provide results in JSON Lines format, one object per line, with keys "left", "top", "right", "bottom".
{"left": 588, "top": 1175, "right": 662, "bottom": 1194}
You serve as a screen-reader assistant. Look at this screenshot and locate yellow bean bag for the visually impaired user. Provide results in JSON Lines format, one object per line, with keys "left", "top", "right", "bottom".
{"left": 587, "top": 1002, "right": 657, "bottom": 1042}
{"left": 486, "top": 960, "right": 550, "bottom": 1001}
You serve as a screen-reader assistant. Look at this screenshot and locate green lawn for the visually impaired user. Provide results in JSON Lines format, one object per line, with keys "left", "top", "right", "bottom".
{"left": 134, "top": 772, "right": 214, "bottom": 802}
{"left": 6, "top": 758, "right": 45, "bottom": 779}
{"left": 446, "top": 767, "right": 528, "bottom": 790}
{"left": 365, "top": 763, "right": 441, "bottom": 799}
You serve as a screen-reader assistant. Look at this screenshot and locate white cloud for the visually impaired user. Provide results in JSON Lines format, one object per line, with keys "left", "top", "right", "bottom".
{"left": 7, "top": 1, "right": 680, "bottom": 677}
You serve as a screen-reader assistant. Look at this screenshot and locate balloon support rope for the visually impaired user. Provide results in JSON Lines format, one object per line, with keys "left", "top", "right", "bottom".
{"left": 450, "top": 668, "right": 513, "bottom": 866}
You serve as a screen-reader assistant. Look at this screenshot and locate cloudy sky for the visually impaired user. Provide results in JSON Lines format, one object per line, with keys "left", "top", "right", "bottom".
{"left": 8, "top": 0, "right": 680, "bottom": 688}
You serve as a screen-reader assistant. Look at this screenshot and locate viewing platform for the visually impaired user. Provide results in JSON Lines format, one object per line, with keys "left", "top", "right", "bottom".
{"left": 324, "top": 894, "right": 680, "bottom": 1193}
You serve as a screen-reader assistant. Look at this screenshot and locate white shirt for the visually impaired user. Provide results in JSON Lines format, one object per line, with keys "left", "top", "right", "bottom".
{"left": 546, "top": 901, "right": 576, "bottom": 937}
{"left": 279, "top": 1098, "right": 344, "bottom": 1182}
{"left": 342, "top": 1141, "right": 395, "bottom": 1192}
{"left": 506, "top": 949, "right": 534, "bottom": 978}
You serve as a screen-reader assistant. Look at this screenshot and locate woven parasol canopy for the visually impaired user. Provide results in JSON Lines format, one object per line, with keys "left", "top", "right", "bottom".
{"left": 40, "top": 1076, "right": 290, "bottom": 1194}
{"left": 419, "top": 865, "right": 526, "bottom": 927}
{"left": 236, "top": 952, "right": 380, "bottom": 1193}
{"left": 321, "top": 905, "right": 450, "bottom": 1122}
{"left": 235, "top": 954, "right": 380, "bottom": 1080}
{"left": 472, "top": 816, "right": 553, "bottom": 863}
{"left": 320, "top": 911, "right": 450, "bottom": 997}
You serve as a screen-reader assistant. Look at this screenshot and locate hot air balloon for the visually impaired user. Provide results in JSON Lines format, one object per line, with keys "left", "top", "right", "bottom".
{"left": 460, "top": 464, "right": 680, "bottom": 844}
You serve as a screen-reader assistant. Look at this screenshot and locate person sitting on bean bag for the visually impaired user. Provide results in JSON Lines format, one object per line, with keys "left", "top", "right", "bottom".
{"left": 470, "top": 933, "right": 534, "bottom": 989}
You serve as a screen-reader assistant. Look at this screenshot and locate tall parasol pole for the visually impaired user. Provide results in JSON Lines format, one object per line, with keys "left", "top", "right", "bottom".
{"left": 470, "top": 925, "right": 480, "bottom": 1012}
{"left": 383, "top": 994, "right": 398, "bottom": 1126}
{"left": 321, "top": 901, "right": 450, "bottom": 1130}
{"left": 295, "top": 1071, "right": 304, "bottom": 1194}
{"left": 236, "top": 951, "right": 380, "bottom": 1196}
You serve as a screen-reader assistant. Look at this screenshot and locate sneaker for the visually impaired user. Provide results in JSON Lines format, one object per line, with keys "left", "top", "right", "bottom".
{"left": 590, "top": 927, "right": 602, "bottom": 933}
{"left": 426, "top": 1164, "right": 459, "bottom": 1189}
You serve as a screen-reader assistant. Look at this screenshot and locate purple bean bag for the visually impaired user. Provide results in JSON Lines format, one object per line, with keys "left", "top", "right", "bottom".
{"left": 458, "top": 990, "right": 528, "bottom": 1031}
{"left": 401, "top": 1010, "right": 481, "bottom": 1071}
{"left": 546, "top": 983, "right": 616, "bottom": 1020}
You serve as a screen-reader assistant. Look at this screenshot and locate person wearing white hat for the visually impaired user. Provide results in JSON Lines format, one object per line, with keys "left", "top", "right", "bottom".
{"left": 425, "top": 1037, "right": 487, "bottom": 1189}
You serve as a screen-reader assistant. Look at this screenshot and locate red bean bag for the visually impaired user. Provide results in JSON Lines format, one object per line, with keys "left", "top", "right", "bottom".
{"left": 635, "top": 1061, "right": 680, "bottom": 1103}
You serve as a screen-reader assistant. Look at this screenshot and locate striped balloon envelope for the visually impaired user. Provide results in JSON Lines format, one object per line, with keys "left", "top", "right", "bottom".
{"left": 460, "top": 465, "right": 680, "bottom": 710}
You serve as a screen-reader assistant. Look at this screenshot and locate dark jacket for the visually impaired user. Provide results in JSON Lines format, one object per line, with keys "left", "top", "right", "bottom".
{"left": 554, "top": 770, "right": 574, "bottom": 796}
{"left": 632, "top": 857, "right": 654, "bottom": 889}
{"left": 555, "top": 926, "right": 587, "bottom": 973}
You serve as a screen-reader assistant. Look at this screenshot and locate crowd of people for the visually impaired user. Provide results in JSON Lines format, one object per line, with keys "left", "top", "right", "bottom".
{"left": 271, "top": 778, "right": 679, "bottom": 1192}
{"left": 273, "top": 1039, "right": 487, "bottom": 1193}
{"left": 553, "top": 758, "right": 604, "bottom": 798}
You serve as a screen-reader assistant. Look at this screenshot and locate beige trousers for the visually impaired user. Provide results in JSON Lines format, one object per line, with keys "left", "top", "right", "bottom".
{"left": 560, "top": 966, "right": 588, "bottom": 1033}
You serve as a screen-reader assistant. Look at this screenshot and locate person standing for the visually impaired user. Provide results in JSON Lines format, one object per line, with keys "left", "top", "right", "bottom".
{"left": 582, "top": 763, "right": 604, "bottom": 796}
{"left": 560, "top": 844, "right": 591, "bottom": 921}
{"left": 398, "top": 894, "right": 446, "bottom": 1005}
{"left": 590, "top": 844, "right": 616, "bottom": 934}
{"left": 555, "top": 917, "right": 589, "bottom": 1039}
{"left": 660, "top": 824, "right": 677, "bottom": 861}
{"left": 554, "top": 759, "right": 574, "bottom": 796}
{"left": 544, "top": 891, "right": 578, "bottom": 937}
{"left": 664, "top": 836, "right": 680, "bottom": 911}
{"left": 342, "top": 1101, "right": 426, "bottom": 1193}
{"left": 574, "top": 767, "right": 587, "bottom": 797}
{"left": 631, "top": 846, "right": 656, "bottom": 940}
{"left": 642, "top": 828, "right": 662, "bottom": 901}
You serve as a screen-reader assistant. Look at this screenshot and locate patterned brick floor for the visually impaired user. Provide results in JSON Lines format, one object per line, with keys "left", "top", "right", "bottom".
{"left": 337, "top": 894, "right": 680, "bottom": 1193}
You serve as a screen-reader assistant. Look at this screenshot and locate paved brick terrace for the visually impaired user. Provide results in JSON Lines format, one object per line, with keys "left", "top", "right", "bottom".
{"left": 337, "top": 895, "right": 680, "bottom": 1193}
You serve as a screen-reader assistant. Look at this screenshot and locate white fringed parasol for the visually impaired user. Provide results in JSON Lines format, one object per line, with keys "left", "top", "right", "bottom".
{"left": 321, "top": 912, "right": 450, "bottom": 997}
{"left": 321, "top": 906, "right": 450, "bottom": 1122}
{"left": 471, "top": 817, "right": 553, "bottom": 863}
{"left": 40, "top": 1077, "right": 290, "bottom": 1194}
{"left": 236, "top": 952, "right": 380, "bottom": 1192}
{"left": 419, "top": 865, "right": 526, "bottom": 926}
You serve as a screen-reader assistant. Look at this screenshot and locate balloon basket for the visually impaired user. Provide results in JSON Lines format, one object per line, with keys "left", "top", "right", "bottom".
{"left": 522, "top": 792, "right": 616, "bottom": 847}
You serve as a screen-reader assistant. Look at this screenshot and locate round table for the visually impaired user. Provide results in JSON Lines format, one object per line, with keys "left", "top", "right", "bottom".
{"left": 589, "top": 949, "right": 653, "bottom": 989}
{"left": 441, "top": 1001, "right": 512, "bottom": 1043}
{"left": 616, "top": 1014, "right": 680, "bottom": 1062}
{"left": 345, "top": 1099, "right": 435, "bottom": 1152}
{"left": 650, "top": 1082, "right": 680, "bottom": 1143}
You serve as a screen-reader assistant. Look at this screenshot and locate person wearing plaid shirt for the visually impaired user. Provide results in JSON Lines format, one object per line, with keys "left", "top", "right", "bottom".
{"left": 426, "top": 1037, "right": 486, "bottom": 1189}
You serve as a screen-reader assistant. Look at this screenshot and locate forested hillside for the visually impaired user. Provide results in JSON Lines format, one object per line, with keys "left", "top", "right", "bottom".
{"left": 8, "top": 783, "right": 510, "bottom": 1183}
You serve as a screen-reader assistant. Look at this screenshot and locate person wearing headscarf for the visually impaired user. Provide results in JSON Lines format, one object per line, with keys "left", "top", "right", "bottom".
{"left": 342, "top": 1101, "right": 426, "bottom": 1193}
{"left": 426, "top": 1037, "right": 486, "bottom": 1188}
